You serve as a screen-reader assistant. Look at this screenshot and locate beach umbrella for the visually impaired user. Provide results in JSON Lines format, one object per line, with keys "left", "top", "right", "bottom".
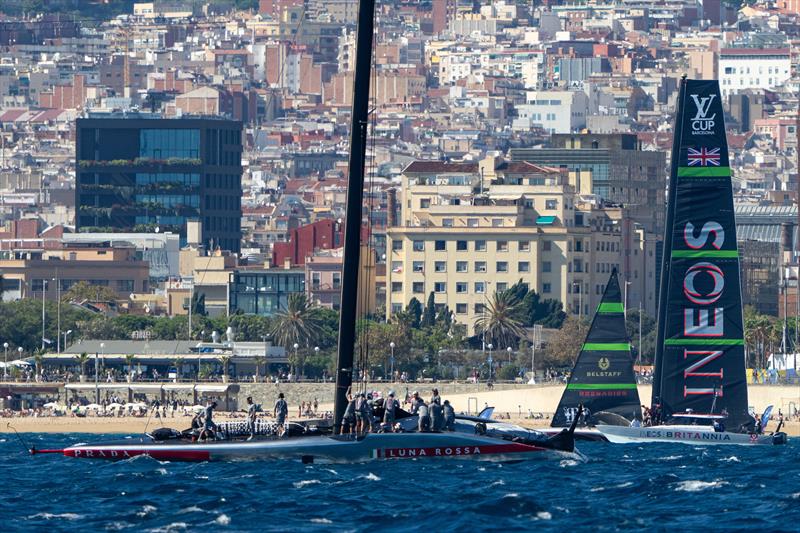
{"left": 43, "top": 402, "right": 61, "bottom": 409}
{"left": 85, "top": 403, "right": 103, "bottom": 410}
{"left": 107, "top": 403, "right": 124, "bottom": 410}
{"left": 191, "top": 405, "right": 205, "bottom": 413}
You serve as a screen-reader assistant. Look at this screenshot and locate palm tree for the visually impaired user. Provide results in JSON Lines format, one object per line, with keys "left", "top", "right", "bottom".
{"left": 172, "top": 358, "right": 182, "bottom": 382}
{"left": 218, "top": 355, "right": 232, "bottom": 383}
{"left": 474, "top": 290, "right": 527, "bottom": 350}
{"left": 271, "top": 293, "right": 323, "bottom": 377}
{"left": 33, "top": 350, "right": 45, "bottom": 383}
{"left": 75, "top": 352, "right": 90, "bottom": 383}
{"left": 253, "top": 355, "right": 266, "bottom": 383}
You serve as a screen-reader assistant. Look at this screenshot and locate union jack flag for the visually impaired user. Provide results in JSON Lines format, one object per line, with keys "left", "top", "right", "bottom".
{"left": 687, "top": 147, "right": 721, "bottom": 166}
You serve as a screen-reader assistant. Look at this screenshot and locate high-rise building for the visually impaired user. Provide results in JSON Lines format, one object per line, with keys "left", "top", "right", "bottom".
{"left": 386, "top": 156, "right": 658, "bottom": 331}
{"left": 510, "top": 133, "right": 666, "bottom": 236}
{"left": 75, "top": 115, "right": 243, "bottom": 252}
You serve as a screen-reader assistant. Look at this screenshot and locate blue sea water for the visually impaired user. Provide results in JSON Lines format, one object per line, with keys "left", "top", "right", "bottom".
{"left": 2, "top": 434, "right": 799, "bottom": 532}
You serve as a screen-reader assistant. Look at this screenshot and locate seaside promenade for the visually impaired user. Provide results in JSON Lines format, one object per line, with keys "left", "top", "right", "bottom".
{"left": 1, "top": 383, "right": 798, "bottom": 435}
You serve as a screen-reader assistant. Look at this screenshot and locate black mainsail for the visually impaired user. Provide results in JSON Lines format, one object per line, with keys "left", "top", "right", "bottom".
{"left": 332, "top": 0, "right": 375, "bottom": 432}
{"left": 551, "top": 270, "right": 641, "bottom": 427}
{"left": 652, "top": 78, "right": 752, "bottom": 431}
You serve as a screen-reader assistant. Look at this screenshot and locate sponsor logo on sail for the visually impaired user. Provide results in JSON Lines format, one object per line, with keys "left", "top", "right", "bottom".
{"left": 689, "top": 94, "right": 716, "bottom": 135}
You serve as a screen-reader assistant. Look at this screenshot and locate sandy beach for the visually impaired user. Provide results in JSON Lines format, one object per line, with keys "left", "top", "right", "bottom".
{"left": 3, "top": 383, "right": 798, "bottom": 436}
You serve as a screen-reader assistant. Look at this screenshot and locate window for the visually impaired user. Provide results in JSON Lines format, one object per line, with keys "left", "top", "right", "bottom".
{"left": 497, "top": 241, "right": 508, "bottom": 252}
{"left": 543, "top": 240, "right": 552, "bottom": 251}
{"left": 573, "top": 259, "right": 583, "bottom": 273}
{"left": 456, "top": 282, "right": 468, "bottom": 293}
{"left": 497, "top": 282, "right": 507, "bottom": 292}
{"left": 332, "top": 272, "right": 341, "bottom": 289}
{"left": 116, "top": 280, "right": 135, "bottom": 292}
{"left": 575, "top": 240, "right": 583, "bottom": 252}
{"left": 492, "top": 218, "right": 503, "bottom": 227}
{"left": 391, "top": 303, "right": 403, "bottom": 314}
{"left": 434, "top": 261, "right": 447, "bottom": 272}
{"left": 456, "top": 240, "right": 468, "bottom": 251}
{"left": 542, "top": 283, "right": 552, "bottom": 294}
{"left": 412, "top": 282, "right": 425, "bottom": 293}
{"left": 467, "top": 218, "right": 478, "bottom": 227}
{"left": 475, "top": 261, "right": 487, "bottom": 272}
{"left": 545, "top": 199, "right": 558, "bottom": 210}
{"left": 420, "top": 198, "right": 430, "bottom": 208}
{"left": 456, "top": 261, "right": 468, "bottom": 272}
{"left": 474, "top": 303, "right": 485, "bottom": 314}
{"left": 519, "top": 241, "right": 530, "bottom": 252}
{"left": 518, "top": 261, "right": 530, "bottom": 272}
{"left": 391, "top": 282, "right": 403, "bottom": 292}
{"left": 496, "top": 261, "right": 508, "bottom": 272}
{"left": 475, "top": 240, "right": 486, "bottom": 251}
{"left": 456, "top": 303, "right": 467, "bottom": 314}
{"left": 475, "top": 282, "right": 486, "bottom": 293}
{"left": 413, "top": 240, "right": 424, "bottom": 251}
{"left": 443, "top": 218, "right": 454, "bottom": 227}
{"left": 412, "top": 261, "right": 424, "bottom": 273}
{"left": 32, "top": 279, "right": 45, "bottom": 292}
{"left": 391, "top": 261, "right": 402, "bottom": 273}
{"left": 542, "top": 261, "right": 552, "bottom": 273}
{"left": 434, "top": 282, "right": 447, "bottom": 293}
{"left": 434, "top": 240, "right": 446, "bottom": 251}
{"left": 311, "top": 272, "right": 321, "bottom": 289}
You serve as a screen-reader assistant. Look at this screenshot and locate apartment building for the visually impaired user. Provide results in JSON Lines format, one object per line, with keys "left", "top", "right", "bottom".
{"left": 719, "top": 48, "right": 791, "bottom": 98}
{"left": 386, "top": 156, "right": 657, "bottom": 333}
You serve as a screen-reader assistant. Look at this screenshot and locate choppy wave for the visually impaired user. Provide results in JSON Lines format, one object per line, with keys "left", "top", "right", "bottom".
{"left": 3, "top": 435, "right": 799, "bottom": 531}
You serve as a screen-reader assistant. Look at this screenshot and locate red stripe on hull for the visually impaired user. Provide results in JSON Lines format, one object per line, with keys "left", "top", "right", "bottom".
{"left": 64, "top": 448, "right": 211, "bottom": 461}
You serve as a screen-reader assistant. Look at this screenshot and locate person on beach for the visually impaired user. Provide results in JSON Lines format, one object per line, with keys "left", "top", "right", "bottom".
{"left": 274, "top": 393, "right": 288, "bottom": 438}
{"left": 246, "top": 396, "right": 257, "bottom": 440}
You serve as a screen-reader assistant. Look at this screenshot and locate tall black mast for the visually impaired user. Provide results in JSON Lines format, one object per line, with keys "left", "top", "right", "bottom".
{"left": 333, "top": 0, "right": 375, "bottom": 432}
{"left": 651, "top": 75, "right": 687, "bottom": 405}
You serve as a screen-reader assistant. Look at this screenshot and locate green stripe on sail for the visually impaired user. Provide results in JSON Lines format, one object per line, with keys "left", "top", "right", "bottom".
{"left": 566, "top": 383, "right": 638, "bottom": 390}
{"left": 671, "top": 250, "right": 738, "bottom": 259}
{"left": 597, "top": 302, "right": 624, "bottom": 314}
{"left": 582, "top": 343, "right": 630, "bottom": 351}
{"left": 664, "top": 338, "right": 744, "bottom": 346}
{"left": 677, "top": 167, "right": 731, "bottom": 178}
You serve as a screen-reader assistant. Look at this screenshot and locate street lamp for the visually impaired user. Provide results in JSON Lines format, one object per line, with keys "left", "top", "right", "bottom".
{"left": 293, "top": 342, "right": 299, "bottom": 378}
{"left": 95, "top": 343, "right": 104, "bottom": 404}
{"left": 506, "top": 346, "right": 512, "bottom": 364}
{"left": 62, "top": 330, "right": 73, "bottom": 352}
{"left": 389, "top": 341, "right": 395, "bottom": 381}
{"left": 2, "top": 342, "right": 8, "bottom": 380}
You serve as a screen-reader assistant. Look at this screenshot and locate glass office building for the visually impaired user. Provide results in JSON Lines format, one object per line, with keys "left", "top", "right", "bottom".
{"left": 76, "top": 115, "right": 243, "bottom": 252}
{"left": 228, "top": 270, "right": 306, "bottom": 316}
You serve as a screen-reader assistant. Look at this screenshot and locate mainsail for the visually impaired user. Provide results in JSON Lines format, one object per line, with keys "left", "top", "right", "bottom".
{"left": 552, "top": 270, "right": 641, "bottom": 427}
{"left": 652, "top": 78, "right": 752, "bottom": 431}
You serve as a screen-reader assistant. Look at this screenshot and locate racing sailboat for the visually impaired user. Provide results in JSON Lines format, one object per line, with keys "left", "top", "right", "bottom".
{"left": 546, "top": 269, "right": 642, "bottom": 441}
{"left": 31, "top": 0, "right": 581, "bottom": 463}
{"left": 597, "top": 78, "right": 786, "bottom": 446}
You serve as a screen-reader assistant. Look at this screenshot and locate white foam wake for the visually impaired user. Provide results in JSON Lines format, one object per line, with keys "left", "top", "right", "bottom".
{"left": 674, "top": 480, "right": 728, "bottom": 492}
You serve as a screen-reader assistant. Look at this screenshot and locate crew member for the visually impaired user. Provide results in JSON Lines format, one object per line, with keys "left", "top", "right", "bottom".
{"left": 342, "top": 392, "right": 356, "bottom": 435}
{"left": 246, "top": 396, "right": 257, "bottom": 440}
{"left": 355, "top": 392, "right": 370, "bottom": 435}
{"left": 274, "top": 392, "right": 288, "bottom": 438}
{"left": 430, "top": 389, "right": 444, "bottom": 431}
{"left": 417, "top": 400, "right": 431, "bottom": 432}
{"left": 383, "top": 391, "right": 398, "bottom": 430}
{"left": 443, "top": 399, "right": 455, "bottom": 431}
{"left": 201, "top": 401, "right": 218, "bottom": 440}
